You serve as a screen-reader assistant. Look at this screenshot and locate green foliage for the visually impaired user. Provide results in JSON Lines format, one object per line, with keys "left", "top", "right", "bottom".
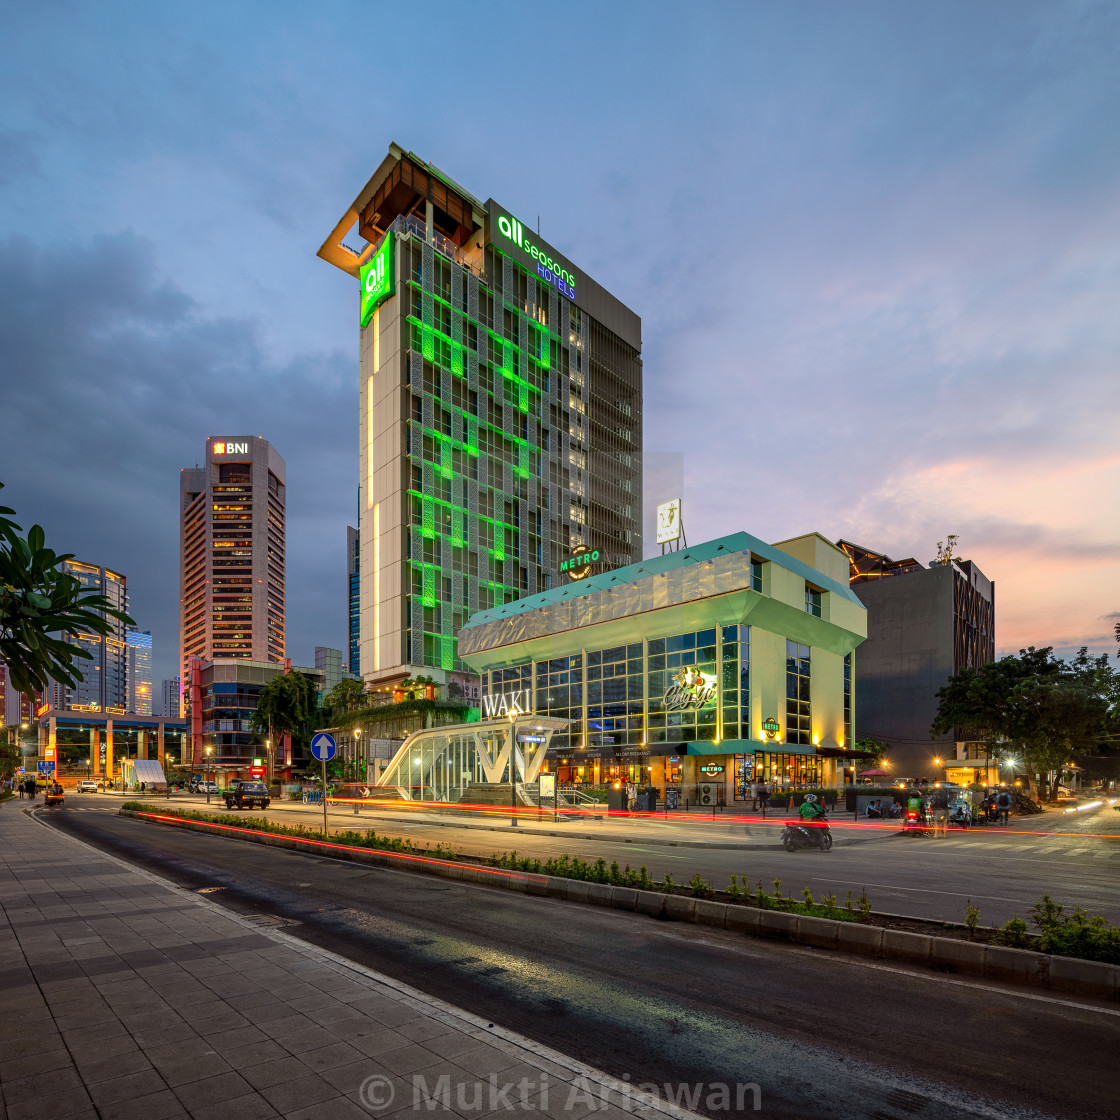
{"left": 802, "top": 887, "right": 815, "bottom": 908}
{"left": 688, "top": 873, "right": 712, "bottom": 899}
{"left": 857, "top": 889, "right": 873, "bottom": 921}
{"left": 726, "top": 874, "right": 741, "bottom": 900}
{"left": 965, "top": 899, "right": 981, "bottom": 939}
{"left": 249, "top": 671, "right": 319, "bottom": 752}
{"left": 1030, "top": 894, "right": 1120, "bottom": 964}
{"left": 661, "top": 871, "right": 675, "bottom": 894}
{"left": 324, "top": 678, "right": 366, "bottom": 714}
{"left": 0, "top": 484, "right": 135, "bottom": 693}
{"left": 932, "top": 645, "right": 1118, "bottom": 799}
{"left": 994, "top": 916, "right": 1030, "bottom": 948}
{"left": 853, "top": 738, "right": 892, "bottom": 761}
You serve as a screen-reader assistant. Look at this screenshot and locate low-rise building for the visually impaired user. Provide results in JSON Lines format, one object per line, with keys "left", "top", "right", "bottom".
{"left": 456, "top": 531, "right": 867, "bottom": 803}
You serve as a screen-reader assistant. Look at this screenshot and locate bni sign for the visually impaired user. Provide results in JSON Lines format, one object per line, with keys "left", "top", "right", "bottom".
{"left": 360, "top": 231, "right": 395, "bottom": 327}
{"left": 212, "top": 441, "right": 249, "bottom": 455}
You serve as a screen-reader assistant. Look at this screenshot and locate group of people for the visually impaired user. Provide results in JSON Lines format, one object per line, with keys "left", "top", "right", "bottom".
{"left": 864, "top": 798, "right": 903, "bottom": 819}
{"left": 980, "top": 788, "right": 1014, "bottom": 825}
{"left": 9, "top": 777, "right": 62, "bottom": 799}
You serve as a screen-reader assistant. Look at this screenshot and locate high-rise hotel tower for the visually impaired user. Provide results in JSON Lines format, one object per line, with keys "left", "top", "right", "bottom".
{"left": 319, "top": 145, "right": 642, "bottom": 690}
{"left": 179, "top": 437, "right": 286, "bottom": 682}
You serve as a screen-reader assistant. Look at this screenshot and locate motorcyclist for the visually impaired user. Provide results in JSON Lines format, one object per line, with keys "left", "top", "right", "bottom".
{"left": 798, "top": 793, "right": 829, "bottom": 850}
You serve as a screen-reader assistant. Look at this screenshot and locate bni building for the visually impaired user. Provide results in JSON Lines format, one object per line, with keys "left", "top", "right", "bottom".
{"left": 318, "top": 144, "right": 642, "bottom": 695}
{"left": 179, "top": 436, "right": 287, "bottom": 681}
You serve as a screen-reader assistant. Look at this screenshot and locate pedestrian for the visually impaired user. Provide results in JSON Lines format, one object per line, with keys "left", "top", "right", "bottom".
{"left": 929, "top": 785, "right": 950, "bottom": 836}
{"left": 17, "top": 780, "right": 24, "bottom": 800}
{"left": 997, "top": 788, "right": 1012, "bottom": 826}
{"left": 758, "top": 782, "right": 770, "bottom": 815}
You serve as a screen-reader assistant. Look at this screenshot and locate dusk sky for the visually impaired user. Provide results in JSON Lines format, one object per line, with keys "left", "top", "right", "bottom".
{"left": 1, "top": 1, "right": 1117, "bottom": 692}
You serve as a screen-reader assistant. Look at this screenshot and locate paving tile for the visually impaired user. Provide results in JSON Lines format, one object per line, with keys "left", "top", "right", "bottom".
{"left": 171, "top": 1070, "right": 255, "bottom": 1112}
{"left": 75, "top": 1048, "right": 153, "bottom": 1084}
{"left": 240, "top": 1056, "right": 313, "bottom": 1090}
{"left": 287, "top": 1094, "right": 371, "bottom": 1120}
{"left": 6, "top": 1084, "right": 94, "bottom": 1120}
{"left": 258, "top": 1072, "right": 340, "bottom": 1113}
{"left": 188, "top": 1092, "right": 281, "bottom": 1120}
{"left": 350, "top": 1027, "right": 413, "bottom": 1057}
{"left": 97, "top": 1089, "right": 188, "bottom": 1120}
{"left": 376, "top": 1042, "right": 443, "bottom": 1077}
{"left": 87, "top": 1069, "right": 170, "bottom": 1107}
{"left": 222, "top": 1039, "right": 291, "bottom": 1070}
{"left": 300, "top": 1040, "right": 367, "bottom": 1073}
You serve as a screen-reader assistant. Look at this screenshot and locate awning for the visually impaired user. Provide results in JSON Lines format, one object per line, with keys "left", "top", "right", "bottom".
{"left": 121, "top": 759, "right": 168, "bottom": 785}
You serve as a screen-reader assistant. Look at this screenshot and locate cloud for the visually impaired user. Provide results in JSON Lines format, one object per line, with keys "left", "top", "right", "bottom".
{"left": 0, "top": 232, "right": 356, "bottom": 687}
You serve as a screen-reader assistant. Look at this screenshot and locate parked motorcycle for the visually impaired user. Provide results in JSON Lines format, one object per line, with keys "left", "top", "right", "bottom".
{"left": 781, "top": 814, "right": 833, "bottom": 852}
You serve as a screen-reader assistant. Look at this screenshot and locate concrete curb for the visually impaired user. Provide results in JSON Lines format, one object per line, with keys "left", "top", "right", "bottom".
{"left": 120, "top": 808, "right": 1120, "bottom": 1002}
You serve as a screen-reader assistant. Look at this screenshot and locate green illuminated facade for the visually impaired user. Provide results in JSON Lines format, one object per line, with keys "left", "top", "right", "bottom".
{"left": 318, "top": 145, "right": 642, "bottom": 691}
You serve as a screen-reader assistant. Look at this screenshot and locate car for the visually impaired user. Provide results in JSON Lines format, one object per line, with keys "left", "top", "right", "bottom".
{"left": 76, "top": 780, "right": 99, "bottom": 793}
{"left": 223, "top": 780, "right": 271, "bottom": 810}
{"left": 194, "top": 781, "right": 218, "bottom": 794}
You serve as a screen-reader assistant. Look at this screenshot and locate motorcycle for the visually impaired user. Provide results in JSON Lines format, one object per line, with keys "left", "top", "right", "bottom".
{"left": 781, "top": 813, "right": 833, "bottom": 852}
{"left": 902, "top": 807, "right": 934, "bottom": 836}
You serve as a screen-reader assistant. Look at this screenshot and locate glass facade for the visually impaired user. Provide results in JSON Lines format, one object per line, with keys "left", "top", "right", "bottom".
{"left": 786, "top": 640, "right": 812, "bottom": 746}
{"left": 752, "top": 751, "right": 822, "bottom": 787}
{"left": 126, "top": 629, "right": 153, "bottom": 715}
{"left": 385, "top": 219, "right": 641, "bottom": 677}
{"left": 483, "top": 626, "right": 752, "bottom": 753}
{"left": 843, "top": 651, "right": 852, "bottom": 747}
{"left": 63, "top": 561, "right": 128, "bottom": 714}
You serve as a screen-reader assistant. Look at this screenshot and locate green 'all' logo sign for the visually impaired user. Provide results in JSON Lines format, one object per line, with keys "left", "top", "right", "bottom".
{"left": 360, "top": 232, "right": 395, "bottom": 327}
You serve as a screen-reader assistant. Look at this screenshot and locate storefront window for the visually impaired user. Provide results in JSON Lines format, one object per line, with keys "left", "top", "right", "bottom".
{"left": 733, "top": 753, "right": 756, "bottom": 799}
{"left": 587, "top": 644, "right": 642, "bottom": 749}
{"left": 648, "top": 629, "right": 718, "bottom": 744}
{"left": 754, "top": 751, "right": 821, "bottom": 788}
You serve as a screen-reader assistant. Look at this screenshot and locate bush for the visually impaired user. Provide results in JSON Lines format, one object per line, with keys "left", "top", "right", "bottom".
{"left": 1030, "top": 895, "right": 1120, "bottom": 964}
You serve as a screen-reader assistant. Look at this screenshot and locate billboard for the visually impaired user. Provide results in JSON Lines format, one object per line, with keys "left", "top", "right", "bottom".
{"left": 360, "top": 231, "right": 395, "bottom": 327}
{"left": 488, "top": 201, "right": 580, "bottom": 304}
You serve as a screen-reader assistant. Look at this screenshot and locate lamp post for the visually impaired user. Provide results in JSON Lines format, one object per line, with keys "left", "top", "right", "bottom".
{"left": 508, "top": 709, "right": 520, "bottom": 826}
{"left": 205, "top": 747, "right": 212, "bottom": 804}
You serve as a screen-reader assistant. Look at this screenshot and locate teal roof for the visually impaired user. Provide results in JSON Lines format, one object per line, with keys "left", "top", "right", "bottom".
{"left": 462, "top": 531, "right": 862, "bottom": 631}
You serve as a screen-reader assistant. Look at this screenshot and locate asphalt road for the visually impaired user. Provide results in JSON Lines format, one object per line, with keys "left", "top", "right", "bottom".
{"left": 42, "top": 808, "right": 1120, "bottom": 1120}
{"left": 92, "top": 791, "right": 1120, "bottom": 928}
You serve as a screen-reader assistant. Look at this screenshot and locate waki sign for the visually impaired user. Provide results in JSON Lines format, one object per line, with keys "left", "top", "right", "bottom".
{"left": 481, "top": 690, "right": 531, "bottom": 718}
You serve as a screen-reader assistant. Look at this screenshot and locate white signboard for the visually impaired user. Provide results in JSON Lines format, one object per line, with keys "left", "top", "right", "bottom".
{"left": 656, "top": 498, "right": 682, "bottom": 545}
{"left": 539, "top": 773, "right": 556, "bottom": 799}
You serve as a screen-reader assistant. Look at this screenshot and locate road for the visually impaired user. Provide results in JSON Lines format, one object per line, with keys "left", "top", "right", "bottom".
{"left": 42, "top": 807, "right": 1120, "bottom": 1120}
{"left": 83, "top": 790, "right": 1120, "bottom": 928}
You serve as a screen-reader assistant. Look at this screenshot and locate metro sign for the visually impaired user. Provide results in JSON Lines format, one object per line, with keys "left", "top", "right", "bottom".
{"left": 213, "top": 441, "right": 249, "bottom": 455}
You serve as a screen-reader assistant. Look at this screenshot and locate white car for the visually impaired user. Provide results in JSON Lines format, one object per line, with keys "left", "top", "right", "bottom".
{"left": 195, "top": 781, "right": 218, "bottom": 793}
{"left": 76, "top": 780, "right": 99, "bottom": 793}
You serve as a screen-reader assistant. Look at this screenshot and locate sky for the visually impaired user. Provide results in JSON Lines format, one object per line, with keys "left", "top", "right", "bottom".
{"left": 1, "top": 0, "right": 1118, "bottom": 696}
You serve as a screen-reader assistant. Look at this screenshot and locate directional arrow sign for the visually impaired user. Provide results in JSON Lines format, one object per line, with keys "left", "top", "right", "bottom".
{"left": 310, "top": 733, "right": 337, "bottom": 762}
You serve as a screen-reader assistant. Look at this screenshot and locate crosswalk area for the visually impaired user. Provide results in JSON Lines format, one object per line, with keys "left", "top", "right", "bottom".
{"left": 922, "top": 835, "right": 1119, "bottom": 859}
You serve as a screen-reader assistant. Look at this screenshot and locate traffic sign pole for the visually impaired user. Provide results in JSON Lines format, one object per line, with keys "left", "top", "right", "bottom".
{"left": 310, "top": 734, "right": 337, "bottom": 838}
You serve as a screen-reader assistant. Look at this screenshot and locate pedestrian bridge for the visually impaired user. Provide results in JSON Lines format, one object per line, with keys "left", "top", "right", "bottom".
{"left": 375, "top": 715, "right": 570, "bottom": 802}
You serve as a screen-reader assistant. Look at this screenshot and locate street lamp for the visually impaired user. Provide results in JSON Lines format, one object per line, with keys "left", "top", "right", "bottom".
{"left": 510, "top": 707, "right": 521, "bottom": 824}
{"left": 205, "top": 747, "right": 212, "bottom": 804}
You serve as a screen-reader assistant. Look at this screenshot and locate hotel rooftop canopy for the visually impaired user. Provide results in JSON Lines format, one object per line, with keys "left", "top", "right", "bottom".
{"left": 458, "top": 531, "right": 866, "bottom": 668}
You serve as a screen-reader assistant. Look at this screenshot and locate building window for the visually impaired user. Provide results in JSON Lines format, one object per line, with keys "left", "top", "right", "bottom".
{"left": 805, "top": 585, "right": 822, "bottom": 617}
{"left": 750, "top": 560, "right": 763, "bottom": 592}
{"left": 786, "top": 640, "right": 811, "bottom": 745}
{"left": 843, "top": 652, "right": 852, "bottom": 747}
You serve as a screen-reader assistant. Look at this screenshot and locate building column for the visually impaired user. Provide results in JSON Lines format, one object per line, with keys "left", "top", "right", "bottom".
{"left": 137, "top": 728, "right": 146, "bottom": 761}
{"left": 48, "top": 717, "right": 57, "bottom": 775}
{"left": 90, "top": 727, "right": 97, "bottom": 776}
{"left": 157, "top": 722, "right": 165, "bottom": 767}
{"left": 105, "top": 720, "right": 114, "bottom": 784}
{"left": 283, "top": 731, "right": 291, "bottom": 767}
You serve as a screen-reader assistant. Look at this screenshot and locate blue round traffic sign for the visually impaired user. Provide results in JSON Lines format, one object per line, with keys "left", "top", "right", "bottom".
{"left": 310, "top": 733, "right": 337, "bottom": 762}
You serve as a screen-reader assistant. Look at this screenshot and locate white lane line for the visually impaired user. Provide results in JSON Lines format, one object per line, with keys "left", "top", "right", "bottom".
{"left": 821, "top": 957, "right": 1120, "bottom": 1019}
{"left": 809, "top": 877, "right": 1030, "bottom": 906}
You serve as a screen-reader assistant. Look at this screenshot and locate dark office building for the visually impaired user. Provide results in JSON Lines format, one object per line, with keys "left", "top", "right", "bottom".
{"left": 347, "top": 525, "right": 360, "bottom": 674}
{"left": 837, "top": 541, "right": 996, "bottom": 782}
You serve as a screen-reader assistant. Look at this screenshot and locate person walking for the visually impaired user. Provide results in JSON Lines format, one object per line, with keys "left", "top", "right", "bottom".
{"left": 997, "top": 788, "right": 1013, "bottom": 826}
{"left": 17, "top": 779, "right": 24, "bottom": 799}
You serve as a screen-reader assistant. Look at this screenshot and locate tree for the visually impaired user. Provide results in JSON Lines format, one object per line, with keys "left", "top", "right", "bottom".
{"left": 324, "top": 678, "right": 365, "bottom": 714}
{"left": 931, "top": 646, "right": 1114, "bottom": 802}
{"left": 0, "top": 483, "right": 134, "bottom": 693}
{"left": 249, "top": 670, "right": 318, "bottom": 753}
{"left": 854, "top": 737, "right": 892, "bottom": 764}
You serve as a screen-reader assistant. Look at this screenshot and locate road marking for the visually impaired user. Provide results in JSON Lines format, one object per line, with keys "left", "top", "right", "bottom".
{"left": 809, "top": 877, "right": 1030, "bottom": 906}
{"left": 822, "top": 957, "right": 1120, "bottom": 1019}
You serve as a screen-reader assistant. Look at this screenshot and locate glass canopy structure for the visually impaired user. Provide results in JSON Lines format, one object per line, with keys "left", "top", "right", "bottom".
{"left": 375, "top": 715, "right": 569, "bottom": 801}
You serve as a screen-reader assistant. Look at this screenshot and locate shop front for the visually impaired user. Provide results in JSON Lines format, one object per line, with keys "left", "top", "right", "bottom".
{"left": 458, "top": 531, "right": 867, "bottom": 800}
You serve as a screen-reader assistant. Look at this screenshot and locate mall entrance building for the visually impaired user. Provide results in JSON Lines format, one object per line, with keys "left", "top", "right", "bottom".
{"left": 457, "top": 532, "right": 868, "bottom": 803}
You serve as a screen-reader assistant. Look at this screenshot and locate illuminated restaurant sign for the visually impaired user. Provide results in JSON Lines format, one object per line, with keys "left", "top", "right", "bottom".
{"left": 561, "top": 545, "right": 600, "bottom": 581}
{"left": 663, "top": 668, "right": 716, "bottom": 712}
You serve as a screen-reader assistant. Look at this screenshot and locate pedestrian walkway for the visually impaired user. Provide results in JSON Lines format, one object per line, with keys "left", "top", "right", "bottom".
{"left": 0, "top": 803, "right": 691, "bottom": 1120}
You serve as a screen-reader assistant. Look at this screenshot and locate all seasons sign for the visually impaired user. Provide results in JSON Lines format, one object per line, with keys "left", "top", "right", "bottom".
{"left": 488, "top": 201, "right": 579, "bottom": 303}
{"left": 360, "top": 232, "right": 395, "bottom": 327}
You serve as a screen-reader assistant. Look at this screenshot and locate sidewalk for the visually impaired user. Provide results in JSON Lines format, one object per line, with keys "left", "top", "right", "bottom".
{"left": 0, "top": 803, "right": 691, "bottom": 1120}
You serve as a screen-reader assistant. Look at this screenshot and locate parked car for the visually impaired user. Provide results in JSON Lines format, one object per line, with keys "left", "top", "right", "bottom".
{"left": 76, "top": 780, "right": 99, "bottom": 793}
{"left": 194, "top": 781, "right": 218, "bottom": 794}
{"left": 223, "top": 780, "right": 271, "bottom": 810}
